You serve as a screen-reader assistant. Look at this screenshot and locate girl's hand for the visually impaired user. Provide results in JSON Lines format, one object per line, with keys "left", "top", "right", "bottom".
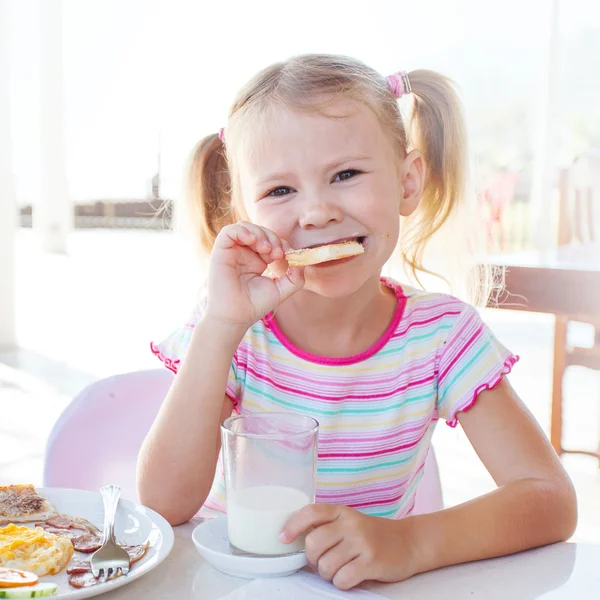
{"left": 205, "top": 221, "right": 304, "bottom": 328}
{"left": 281, "top": 504, "right": 421, "bottom": 590}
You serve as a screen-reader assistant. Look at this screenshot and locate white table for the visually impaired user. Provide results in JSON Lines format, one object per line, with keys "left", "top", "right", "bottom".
{"left": 102, "top": 518, "right": 600, "bottom": 599}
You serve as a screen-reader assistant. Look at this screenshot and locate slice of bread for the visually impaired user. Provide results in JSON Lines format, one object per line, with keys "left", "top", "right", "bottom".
{"left": 285, "top": 241, "right": 364, "bottom": 267}
{"left": 0, "top": 485, "right": 58, "bottom": 525}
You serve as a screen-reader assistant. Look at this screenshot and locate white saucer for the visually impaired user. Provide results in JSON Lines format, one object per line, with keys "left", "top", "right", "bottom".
{"left": 192, "top": 516, "right": 308, "bottom": 579}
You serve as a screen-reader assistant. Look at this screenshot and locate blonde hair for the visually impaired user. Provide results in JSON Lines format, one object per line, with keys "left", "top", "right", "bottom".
{"left": 186, "top": 54, "right": 498, "bottom": 306}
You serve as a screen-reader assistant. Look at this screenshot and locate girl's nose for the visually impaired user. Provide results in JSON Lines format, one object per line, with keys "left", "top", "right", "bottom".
{"left": 298, "top": 196, "right": 344, "bottom": 229}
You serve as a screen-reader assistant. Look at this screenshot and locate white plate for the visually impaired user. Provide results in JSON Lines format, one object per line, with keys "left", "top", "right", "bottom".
{"left": 8, "top": 487, "right": 175, "bottom": 599}
{"left": 192, "top": 516, "right": 307, "bottom": 579}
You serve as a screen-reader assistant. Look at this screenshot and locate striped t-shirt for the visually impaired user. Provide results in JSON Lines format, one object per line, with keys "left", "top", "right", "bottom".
{"left": 151, "top": 278, "right": 517, "bottom": 519}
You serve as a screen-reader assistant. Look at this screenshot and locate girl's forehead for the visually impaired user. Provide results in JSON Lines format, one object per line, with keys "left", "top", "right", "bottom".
{"left": 237, "top": 98, "right": 387, "bottom": 178}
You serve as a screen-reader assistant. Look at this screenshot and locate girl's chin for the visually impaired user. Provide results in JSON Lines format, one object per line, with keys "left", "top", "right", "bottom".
{"left": 301, "top": 267, "right": 378, "bottom": 299}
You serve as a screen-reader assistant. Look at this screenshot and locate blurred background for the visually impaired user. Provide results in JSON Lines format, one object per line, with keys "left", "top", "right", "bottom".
{"left": 1, "top": 0, "right": 599, "bottom": 540}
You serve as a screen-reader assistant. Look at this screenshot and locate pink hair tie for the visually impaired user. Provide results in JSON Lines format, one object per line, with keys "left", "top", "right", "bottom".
{"left": 386, "top": 71, "right": 412, "bottom": 98}
{"left": 218, "top": 128, "right": 225, "bottom": 142}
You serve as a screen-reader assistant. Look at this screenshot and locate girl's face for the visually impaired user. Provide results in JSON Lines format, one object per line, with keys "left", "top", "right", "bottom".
{"left": 237, "top": 98, "right": 423, "bottom": 298}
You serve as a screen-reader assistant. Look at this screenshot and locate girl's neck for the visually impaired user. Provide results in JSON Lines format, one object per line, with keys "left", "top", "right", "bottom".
{"left": 272, "top": 274, "right": 398, "bottom": 358}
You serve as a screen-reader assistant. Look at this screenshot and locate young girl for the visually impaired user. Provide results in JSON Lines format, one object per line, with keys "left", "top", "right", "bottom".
{"left": 137, "top": 54, "right": 576, "bottom": 590}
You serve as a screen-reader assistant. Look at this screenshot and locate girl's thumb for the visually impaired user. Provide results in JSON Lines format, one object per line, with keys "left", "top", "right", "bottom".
{"left": 275, "top": 267, "right": 305, "bottom": 303}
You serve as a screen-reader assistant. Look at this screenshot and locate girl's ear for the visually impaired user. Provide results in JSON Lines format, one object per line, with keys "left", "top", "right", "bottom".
{"left": 399, "top": 149, "right": 425, "bottom": 217}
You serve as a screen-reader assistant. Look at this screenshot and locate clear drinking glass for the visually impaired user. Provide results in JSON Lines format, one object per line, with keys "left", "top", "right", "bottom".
{"left": 221, "top": 413, "right": 319, "bottom": 557}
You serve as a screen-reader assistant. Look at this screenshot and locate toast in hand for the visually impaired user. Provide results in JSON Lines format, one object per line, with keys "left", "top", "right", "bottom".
{"left": 285, "top": 241, "right": 364, "bottom": 267}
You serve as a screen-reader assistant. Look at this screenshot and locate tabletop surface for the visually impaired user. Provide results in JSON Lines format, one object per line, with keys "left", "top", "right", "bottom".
{"left": 489, "top": 243, "right": 600, "bottom": 272}
{"left": 99, "top": 518, "right": 600, "bottom": 600}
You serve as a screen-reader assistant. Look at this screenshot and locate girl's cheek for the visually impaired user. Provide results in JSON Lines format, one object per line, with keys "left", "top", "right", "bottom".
{"left": 256, "top": 210, "right": 293, "bottom": 238}
{"left": 252, "top": 204, "right": 274, "bottom": 225}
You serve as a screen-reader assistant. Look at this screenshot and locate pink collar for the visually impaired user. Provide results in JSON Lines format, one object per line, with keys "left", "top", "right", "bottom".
{"left": 263, "top": 278, "right": 407, "bottom": 366}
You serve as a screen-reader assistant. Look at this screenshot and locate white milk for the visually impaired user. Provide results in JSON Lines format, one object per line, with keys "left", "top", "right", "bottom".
{"left": 227, "top": 485, "right": 311, "bottom": 555}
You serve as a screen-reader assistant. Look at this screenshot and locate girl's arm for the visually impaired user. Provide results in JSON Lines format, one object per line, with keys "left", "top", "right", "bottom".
{"left": 136, "top": 317, "right": 244, "bottom": 526}
{"left": 282, "top": 378, "right": 577, "bottom": 590}
{"left": 410, "top": 377, "right": 577, "bottom": 572}
{"left": 137, "top": 222, "right": 304, "bottom": 526}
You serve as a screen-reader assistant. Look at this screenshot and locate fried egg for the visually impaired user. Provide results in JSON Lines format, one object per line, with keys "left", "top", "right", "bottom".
{"left": 0, "top": 524, "right": 73, "bottom": 576}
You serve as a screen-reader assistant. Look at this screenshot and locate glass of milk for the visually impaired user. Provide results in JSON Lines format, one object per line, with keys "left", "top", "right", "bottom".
{"left": 221, "top": 412, "right": 319, "bottom": 557}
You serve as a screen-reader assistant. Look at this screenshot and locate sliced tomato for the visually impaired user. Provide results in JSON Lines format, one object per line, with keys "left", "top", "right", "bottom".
{"left": 0, "top": 567, "right": 39, "bottom": 587}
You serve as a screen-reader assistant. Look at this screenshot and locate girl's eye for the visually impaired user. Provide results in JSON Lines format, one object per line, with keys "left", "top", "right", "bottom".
{"left": 267, "top": 186, "right": 293, "bottom": 198}
{"left": 334, "top": 169, "right": 361, "bottom": 182}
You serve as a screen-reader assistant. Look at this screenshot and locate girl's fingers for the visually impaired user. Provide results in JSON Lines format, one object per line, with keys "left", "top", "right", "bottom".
{"left": 281, "top": 503, "right": 341, "bottom": 543}
{"left": 262, "top": 228, "right": 285, "bottom": 260}
{"left": 317, "top": 541, "right": 360, "bottom": 583}
{"left": 332, "top": 557, "right": 365, "bottom": 591}
{"left": 218, "top": 223, "right": 285, "bottom": 265}
{"left": 220, "top": 223, "right": 269, "bottom": 254}
{"left": 304, "top": 522, "right": 344, "bottom": 566}
{"left": 220, "top": 223, "right": 254, "bottom": 248}
{"left": 238, "top": 222, "right": 284, "bottom": 263}
{"left": 238, "top": 222, "right": 271, "bottom": 251}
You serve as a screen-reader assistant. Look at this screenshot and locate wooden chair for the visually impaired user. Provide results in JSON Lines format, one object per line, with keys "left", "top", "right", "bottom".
{"left": 551, "top": 150, "right": 600, "bottom": 462}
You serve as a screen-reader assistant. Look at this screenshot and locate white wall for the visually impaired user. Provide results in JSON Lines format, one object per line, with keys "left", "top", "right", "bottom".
{"left": 37, "top": 0, "right": 70, "bottom": 254}
{"left": 0, "top": 0, "right": 16, "bottom": 350}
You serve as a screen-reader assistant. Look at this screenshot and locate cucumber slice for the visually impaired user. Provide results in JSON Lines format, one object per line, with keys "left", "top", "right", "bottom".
{"left": 0, "top": 582, "right": 58, "bottom": 598}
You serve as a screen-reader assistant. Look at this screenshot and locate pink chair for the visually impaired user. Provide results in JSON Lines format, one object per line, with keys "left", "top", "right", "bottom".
{"left": 43, "top": 369, "right": 174, "bottom": 502}
{"left": 44, "top": 369, "right": 443, "bottom": 512}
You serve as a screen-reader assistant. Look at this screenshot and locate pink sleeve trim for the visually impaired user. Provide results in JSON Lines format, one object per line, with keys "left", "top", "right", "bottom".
{"left": 150, "top": 341, "right": 181, "bottom": 374}
{"left": 226, "top": 391, "right": 240, "bottom": 414}
{"left": 445, "top": 354, "right": 520, "bottom": 428}
{"left": 150, "top": 341, "right": 240, "bottom": 412}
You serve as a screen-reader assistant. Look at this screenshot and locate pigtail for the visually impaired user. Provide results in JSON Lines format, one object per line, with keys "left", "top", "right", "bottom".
{"left": 408, "top": 70, "right": 467, "bottom": 230}
{"left": 186, "top": 133, "right": 235, "bottom": 254}
{"left": 400, "top": 70, "right": 497, "bottom": 305}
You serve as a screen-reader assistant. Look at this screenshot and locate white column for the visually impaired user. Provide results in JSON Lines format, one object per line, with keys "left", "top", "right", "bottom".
{"left": 529, "top": 0, "right": 560, "bottom": 255}
{"left": 37, "top": 0, "right": 70, "bottom": 254}
{"left": 0, "top": 0, "right": 17, "bottom": 350}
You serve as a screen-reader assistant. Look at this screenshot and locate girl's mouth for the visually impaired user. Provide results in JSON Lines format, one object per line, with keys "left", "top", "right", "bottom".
{"left": 304, "top": 235, "right": 367, "bottom": 249}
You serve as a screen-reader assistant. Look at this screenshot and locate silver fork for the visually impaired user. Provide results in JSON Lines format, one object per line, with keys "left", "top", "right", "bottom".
{"left": 90, "top": 484, "right": 130, "bottom": 582}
